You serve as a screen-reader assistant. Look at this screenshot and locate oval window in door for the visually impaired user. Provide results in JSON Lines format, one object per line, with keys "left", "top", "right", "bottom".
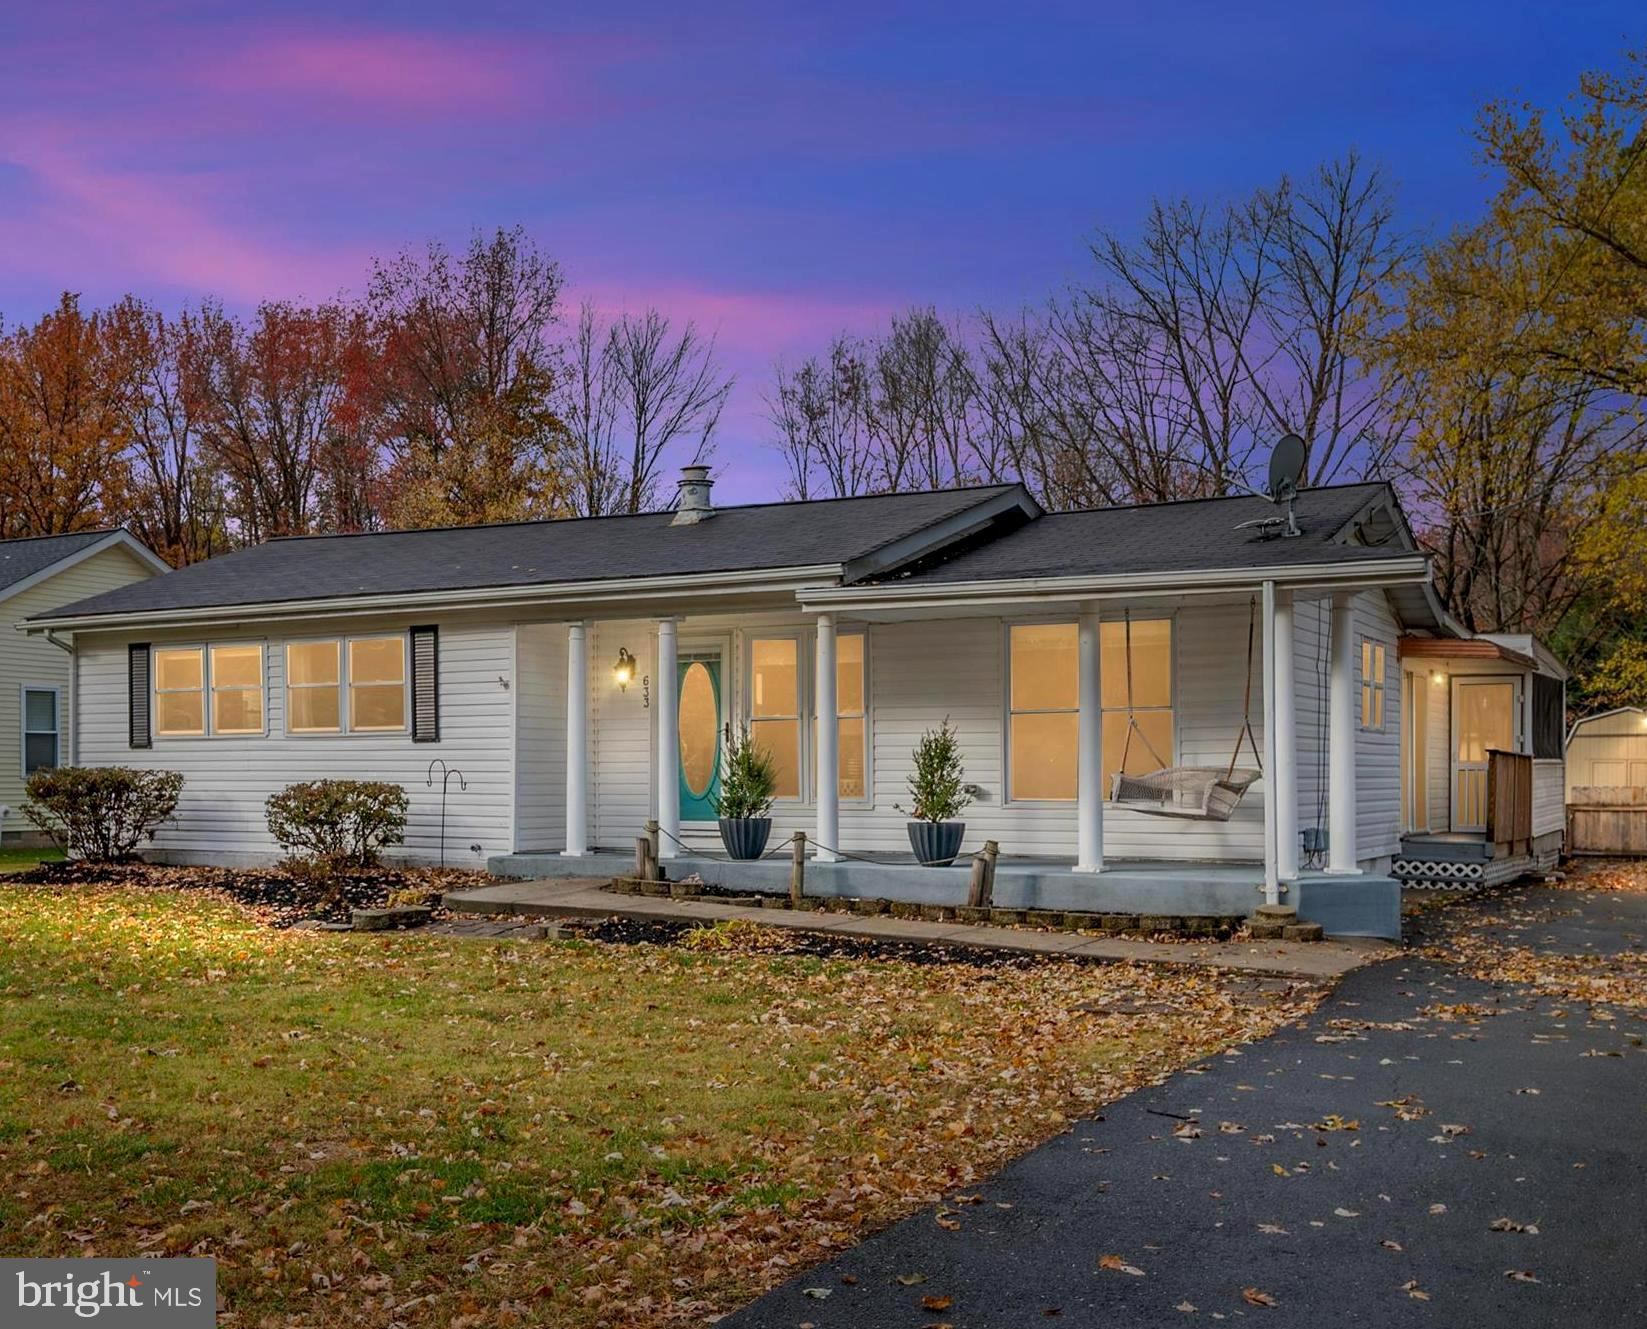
{"left": 679, "top": 662, "right": 718, "bottom": 798}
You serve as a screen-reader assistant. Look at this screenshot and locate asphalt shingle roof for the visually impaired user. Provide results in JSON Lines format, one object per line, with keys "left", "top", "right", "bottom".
{"left": 34, "top": 487, "right": 1021, "bottom": 620}
{"left": 879, "top": 483, "right": 1410, "bottom": 584}
{"left": 0, "top": 530, "right": 121, "bottom": 596}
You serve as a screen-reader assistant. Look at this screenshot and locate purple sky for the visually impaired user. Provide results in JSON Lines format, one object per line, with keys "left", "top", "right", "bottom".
{"left": 0, "top": 2, "right": 1636, "bottom": 501}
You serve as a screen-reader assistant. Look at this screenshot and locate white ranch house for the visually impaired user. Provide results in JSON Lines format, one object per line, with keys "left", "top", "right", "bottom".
{"left": 25, "top": 469, "right": 1566, "bottom": 939}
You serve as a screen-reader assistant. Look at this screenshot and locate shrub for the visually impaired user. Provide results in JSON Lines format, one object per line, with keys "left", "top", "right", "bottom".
{"left": 899, "top": 718, "right": 973, "bottom": 823}
{"left": 713, "top": 725, "right": 778, "bottom": 820}
{"left": 22, "top": 766, "right": 184, "bottom": 862}
{"left": 265, "top": 780, "right": 408, "bottom": 868}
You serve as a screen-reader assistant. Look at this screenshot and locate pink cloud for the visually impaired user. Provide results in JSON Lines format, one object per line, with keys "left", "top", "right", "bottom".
{"left": 0, "top": 127, "right": 361, "bottom": 304}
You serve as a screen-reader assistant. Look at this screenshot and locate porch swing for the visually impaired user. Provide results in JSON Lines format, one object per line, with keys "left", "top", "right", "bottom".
{"left": 1109, "top": 600, "right": 1264, "bottom": 821}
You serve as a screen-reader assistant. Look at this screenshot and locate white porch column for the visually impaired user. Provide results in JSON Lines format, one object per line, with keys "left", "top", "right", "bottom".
{"left": 562, "top": 621, "right": 589, "bottom": 857}
{"left": 1272, "top": 591, "right": 1299, "bottom": 881}
{"left": 1076, "top": 611, "right": 1104, "bottom": 873}
{"left": 1328, "top": 591, "right": 1360, "bottom": 874}
{"left": 656, "top": 618, "right": 680, "bottom": 860}
{"left": 1261, "top": 581, "right": 1280, "bottom": 906}
{"left": 814, "top": 614, "right": 840, "bottom": 862}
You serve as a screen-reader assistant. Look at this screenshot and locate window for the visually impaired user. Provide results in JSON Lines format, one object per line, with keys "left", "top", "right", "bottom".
{"left": 350, "top": 637, "right": 407, "bottom": 731}
{"left": 1102, "top": 618, "right": 1173, "bottom": 791}
{"left": 1007, "top": 618, "right": 1175, "bottom": 802}
{"left": 1009, "top": 623, "right": 1079, "bottom": 800}
{"left": 1361, "top": 639, "right": 1387, "bottom": 730}
{"left": 154, "top": 644, "right": 266, "bottom": 737}
{"left": 836, "top": 632, "right": 867, "bottom": 799}
{"left": 813, "top": 632, "right": 868, "bottom": 799}
{"left": 22, "top": 687, "right": 59, "bottom": 775}
{"left": 154, "top": 647, "right": 206, "bottom": 736}
{"left": 283, "top": 635, "right": 408, "bottom": 735}
{"left": 287, "top": 641, "right": 342, "bottom": 733}
{"left": 210, "top": 645, "right": 264, "bottom": 734}
{"left": 750, "top": 637, "right": 801, "bottom": 798}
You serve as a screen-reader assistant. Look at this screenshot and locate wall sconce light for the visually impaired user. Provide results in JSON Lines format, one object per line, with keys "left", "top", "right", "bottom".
{"left": 1430, "top": 669, "right": 1446, "bottom": 687}
{"left": 613, "top": 647, "right": 637, "bottom": 691}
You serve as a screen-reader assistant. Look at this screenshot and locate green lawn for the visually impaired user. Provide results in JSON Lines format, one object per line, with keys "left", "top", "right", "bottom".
{"left": 0, "top": 844, "right": 62, "bottom": 874}
{"left": 0, "top": 881, "right": 1315, "bottom": 1328}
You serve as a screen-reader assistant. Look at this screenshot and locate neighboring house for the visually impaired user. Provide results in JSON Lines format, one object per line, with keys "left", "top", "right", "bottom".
{"left": 23, "top": 468, "right": 1559, "bottom": 938}
{"left": 0, "top": 530, "right": 170, "bottom": 839}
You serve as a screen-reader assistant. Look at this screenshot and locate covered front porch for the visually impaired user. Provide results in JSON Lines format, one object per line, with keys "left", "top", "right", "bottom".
{"left": 497, "top": 560, "right": 1426, "bottom": 940}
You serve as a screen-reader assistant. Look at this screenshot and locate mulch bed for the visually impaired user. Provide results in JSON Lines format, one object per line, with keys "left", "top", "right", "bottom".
{"left": 8, "top": 860, "right": 490, "bottom": 929}
{"left": 560, "top": 914, "right": 1068, "bottom": 967}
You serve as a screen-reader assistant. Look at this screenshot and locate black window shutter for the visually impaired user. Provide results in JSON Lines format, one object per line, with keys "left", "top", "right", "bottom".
{"left": 410, "top": 626, "right": 439, "bottom": 742}
{"left": 128, "top": 643, "right": 152, "bottom": 749}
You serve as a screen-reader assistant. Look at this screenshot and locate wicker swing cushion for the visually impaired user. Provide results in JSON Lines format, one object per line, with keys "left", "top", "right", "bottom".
{"left": 1109, "top": 767, "right": 1262, "bottom": 822}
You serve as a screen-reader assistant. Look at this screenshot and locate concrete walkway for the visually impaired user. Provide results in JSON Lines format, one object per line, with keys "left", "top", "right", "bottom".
{"left": 442, "top": 877, "right": 1392, "bottom": 979}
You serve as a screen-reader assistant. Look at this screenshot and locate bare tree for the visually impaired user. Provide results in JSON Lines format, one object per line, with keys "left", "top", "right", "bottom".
{"left": 596, "top": 309, "right": 732, "bottom": 513}
{"left": 560, "top": 302, "right": 625, "bottom": 516}
{"left": 104, "top": 297, "right": 227, "bottom": 565}
{"left": 768, "top": 335, "right": 876, "bottom": 499}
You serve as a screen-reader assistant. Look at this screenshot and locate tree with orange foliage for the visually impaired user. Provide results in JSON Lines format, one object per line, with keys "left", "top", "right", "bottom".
{"left": 0, "top": 293, "right": 132, "bottom": 538}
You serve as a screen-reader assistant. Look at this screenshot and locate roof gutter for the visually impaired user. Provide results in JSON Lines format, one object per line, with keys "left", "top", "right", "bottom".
{"left": 27, "top": 564, "right": 844, "bottom": 634}
{"left": 798, "top": 556, "right": 1433, "bottom": 613}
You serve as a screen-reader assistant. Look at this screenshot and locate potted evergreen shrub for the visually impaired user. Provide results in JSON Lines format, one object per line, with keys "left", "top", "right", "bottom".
{"left": 714, "top": 726, "right": 778, "bottom": 860}
{"left": 899, "top": 718, "right": 973, "bottom": 866}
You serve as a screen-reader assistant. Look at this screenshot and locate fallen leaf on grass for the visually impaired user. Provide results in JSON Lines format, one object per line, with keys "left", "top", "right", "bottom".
{"left": 1242, "top": 1287, "right": 1278, "bottom": 1307}
{"left": 921, "top": 1294, "right": 954, "bottom": 1310}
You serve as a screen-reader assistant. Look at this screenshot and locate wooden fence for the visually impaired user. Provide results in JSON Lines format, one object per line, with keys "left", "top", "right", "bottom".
{"left": 1567, "top": 786, "right": 1647, "bottom": 857}
{"left": 1486, "top": 750, "right": 1533, "bottom": 852}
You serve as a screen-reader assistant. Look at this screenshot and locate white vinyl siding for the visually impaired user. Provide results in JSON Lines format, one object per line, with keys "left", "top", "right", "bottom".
{"left": 1290, "top": 590, "right": 1401, "bottom": 866}
{"left": 0, "top": 544, "right": 157, "bottom": 818}
{"left": 75, "top": 612, "right": 515, "bottom": 866}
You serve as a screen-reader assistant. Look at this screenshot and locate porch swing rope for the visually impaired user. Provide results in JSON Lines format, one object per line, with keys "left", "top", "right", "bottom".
{"left": 1108, "top": 601, "right": 1263, "bottom": 821}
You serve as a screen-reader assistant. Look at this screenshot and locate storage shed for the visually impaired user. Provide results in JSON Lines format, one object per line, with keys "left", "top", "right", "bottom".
{"left": 1566, "top": 707, "right": 1647, "bottom": 796}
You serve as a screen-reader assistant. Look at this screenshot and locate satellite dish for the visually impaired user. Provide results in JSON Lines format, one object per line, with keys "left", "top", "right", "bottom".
{"left": 1267, "top": 432, "right": 1307, "bottom": 499}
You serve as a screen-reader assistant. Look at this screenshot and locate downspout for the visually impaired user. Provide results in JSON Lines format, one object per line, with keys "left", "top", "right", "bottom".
{"left": 42, "top": 630, "right": 76, "bottom": 768}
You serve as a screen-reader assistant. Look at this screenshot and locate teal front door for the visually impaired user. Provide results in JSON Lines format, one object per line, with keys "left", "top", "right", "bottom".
{"left": 678, "top": 655, "right": 723, "bottom": 821}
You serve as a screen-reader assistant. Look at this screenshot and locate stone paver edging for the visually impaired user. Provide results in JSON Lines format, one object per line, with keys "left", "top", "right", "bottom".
{"left": 443, "top": 878, "right": 1391, "bottom": 979}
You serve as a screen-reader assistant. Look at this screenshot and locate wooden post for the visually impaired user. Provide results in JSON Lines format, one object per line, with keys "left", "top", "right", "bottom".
{"left": 634, "top": 835, "right": 651, "bottom": 882}
{"left": 790, "top": 831, "right": 807, "bottom": 906}
{"left": 967, "top": 840, "right": 999, "bottom": 909}
{"left": 645, "top": 819, "right": 661, "bottom": 880}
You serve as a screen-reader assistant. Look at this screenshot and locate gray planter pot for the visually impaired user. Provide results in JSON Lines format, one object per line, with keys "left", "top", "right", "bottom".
{"left": 718, "top": 817, "right": 772, "bottom": 860}
{"left": 907, "top": 820, "right": 965, "bottom": 867}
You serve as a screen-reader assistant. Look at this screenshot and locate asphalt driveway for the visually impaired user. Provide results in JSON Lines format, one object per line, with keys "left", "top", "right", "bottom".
{"left": 725, "top": 886, "right": 1647, "bottom": 1327}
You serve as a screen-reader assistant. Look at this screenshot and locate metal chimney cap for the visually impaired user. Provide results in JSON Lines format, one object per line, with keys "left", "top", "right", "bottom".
{"left": 672, "top": 465, "right": 715, "bottom": 525}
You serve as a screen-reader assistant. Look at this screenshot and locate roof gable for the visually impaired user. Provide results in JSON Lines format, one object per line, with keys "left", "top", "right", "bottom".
{"left": 0, "top": 530, "right": 166, "bottom": 605}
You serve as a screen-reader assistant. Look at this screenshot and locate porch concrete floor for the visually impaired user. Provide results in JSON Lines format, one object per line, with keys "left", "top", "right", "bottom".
{"left": 442, "top": 877, "right": 1394, "bottom": 980}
